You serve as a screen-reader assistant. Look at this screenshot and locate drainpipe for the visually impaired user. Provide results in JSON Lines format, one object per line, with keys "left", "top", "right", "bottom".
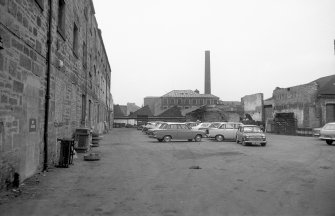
{"left": 43, "top": 0, "right": 53, "bottom": 171}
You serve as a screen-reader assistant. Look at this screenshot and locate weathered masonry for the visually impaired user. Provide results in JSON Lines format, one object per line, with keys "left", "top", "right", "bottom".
{"left": 273, "top": 75, "right": 335, "bottom": 130}
{"left": 0, "top": 0, "right": 112, "bottom": 189}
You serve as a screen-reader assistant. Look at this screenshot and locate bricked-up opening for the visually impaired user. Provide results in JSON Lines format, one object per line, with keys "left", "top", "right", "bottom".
{"left": 57, "top": 0, "right": 66, "bottom": 36}
{"left": 73, "top": 23, "right": 79, "bottom": 57}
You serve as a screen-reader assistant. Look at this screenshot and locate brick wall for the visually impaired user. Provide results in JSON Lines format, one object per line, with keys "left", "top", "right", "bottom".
{"left": 0, "top": 0, "right": 112, "bottom": 189}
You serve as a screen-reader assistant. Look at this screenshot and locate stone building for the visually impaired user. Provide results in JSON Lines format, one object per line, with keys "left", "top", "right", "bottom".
{"left": 0, "top": 0, "right": 112, "bottom": 189}
{"left": 144, "top": 89, "right": 220, "bottom": 116}
{"left": 273, "top": 75, "right": 335, "bottom": 129}
{"left": 241, "top": 93, "right": 265, "bottom": 122}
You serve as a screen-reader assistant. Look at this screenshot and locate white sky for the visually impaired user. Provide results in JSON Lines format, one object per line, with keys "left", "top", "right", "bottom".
{"left": 93, "top": 0, "right": 335, "bottom": 106}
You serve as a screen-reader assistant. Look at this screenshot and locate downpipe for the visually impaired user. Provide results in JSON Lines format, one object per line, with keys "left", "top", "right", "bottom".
{"left": 43, "top": 0, "right": 53, "bottom": 171}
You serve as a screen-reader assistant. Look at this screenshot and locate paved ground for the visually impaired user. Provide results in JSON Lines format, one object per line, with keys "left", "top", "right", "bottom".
{"left": 1, "top": 128, "right": 335, "bottom": 216}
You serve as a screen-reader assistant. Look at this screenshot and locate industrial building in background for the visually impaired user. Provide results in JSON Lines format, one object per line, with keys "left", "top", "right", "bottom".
{"left": 0, "top": 0, "right": 112, "bottom": 189}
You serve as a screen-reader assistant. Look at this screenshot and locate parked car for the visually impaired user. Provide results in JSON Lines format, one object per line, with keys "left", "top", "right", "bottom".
{"left": 142, "top": 121, "right": 162, "bottom": 133}
{"left": 152, "top": 122, "right": 206, "bottom": 142}
{"left": 236, "top": 125, "right": 267, "bottom": 146}
{"left": 147, "top": 122, "right": 168, "bottom": 136}
{"left": 319, "top": 122, "right": 335, "bottom": 145}
{"left": 312, "top": 127, "right": 322, "bottom": 137}
{"left": 192, "top": 122, "right": 212, "bottom": 131}
{"left": 207, "top": 122, "right": 243, "bottom": 141}
{"left": 185, "top": 122, "right": 200, "bottom": 128}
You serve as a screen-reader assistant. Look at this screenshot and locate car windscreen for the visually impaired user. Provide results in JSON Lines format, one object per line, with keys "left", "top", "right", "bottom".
{"left": 243, "top": 127, "right": 262, "bottom": 133}
{"left": 323, "top": 124, "right": 335, "bottom": 130}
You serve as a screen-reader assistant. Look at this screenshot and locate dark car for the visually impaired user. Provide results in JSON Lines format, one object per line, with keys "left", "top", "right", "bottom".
{"left": 152, "top": 122, "right": 206, "bottom": 142}
{"left": 236, "top": 125, "right": 267, "bottom": 146}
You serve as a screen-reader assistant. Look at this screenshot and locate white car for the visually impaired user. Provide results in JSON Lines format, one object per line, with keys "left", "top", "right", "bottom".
{"left": 207, "top": 122, "right": 243, "bottom": 141}
{"left": 319, "top": 122, "right": 335, "bottom": 145}
{"left": 192, "top": 122, "right": 212, "bottom": 132}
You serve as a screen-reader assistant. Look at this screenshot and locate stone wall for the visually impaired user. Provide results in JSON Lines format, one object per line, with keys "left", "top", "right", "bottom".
{"left": 241, "top": 93, "right": 264, "bottom": 122}
{"left": 0, "top": 0, "right": 112, "bottom": 189}
{"left": 273, "top": 82, "right": 318, "bottom": 128}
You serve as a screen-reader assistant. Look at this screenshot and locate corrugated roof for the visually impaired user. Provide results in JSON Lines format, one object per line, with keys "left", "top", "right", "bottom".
{"left": 162, "top": 90, "right": 219, "bottom": 98}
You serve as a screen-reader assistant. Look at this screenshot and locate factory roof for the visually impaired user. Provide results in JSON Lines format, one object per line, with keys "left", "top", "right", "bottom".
{"left": 162, "top": 90, "right": 219, "bottom": 98}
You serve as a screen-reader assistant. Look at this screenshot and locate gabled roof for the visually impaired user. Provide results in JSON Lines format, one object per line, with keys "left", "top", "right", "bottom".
{"left": 314, "top": 75, "right": 335, "bottom": 95}
{"left": 157, "top": 106, "right": 183, "bottom": 117}
{"left": 162, "top": 90, "right": 219, "bottom": 98}
{"left": 128, "top": 105, "right": 153, "bottom": 118}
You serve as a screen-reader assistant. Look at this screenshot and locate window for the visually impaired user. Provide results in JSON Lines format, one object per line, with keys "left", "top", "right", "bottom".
{"left": 88, "top": 100, "right": 92, "bottom": 124}
{"left": 192, "top": 99, "right": 197, "bottom": 105}
{"left": 88, "top": 72, "right": 92, "bottom": 89}
{"left": 214, "top": 100, "right": 217, "bottom": 104}
{"left": 73, "top": 23, "right": 79, "bottom": 56}
{"left": 81, "top": 94, "right": 86, "bottom": 122}
{"left": 178, "top": 99, "right": 182, "bottom": 105}
{"left": 207, "top": 100, "right": 211, "bottom": 105}
{"left": 83, "top": 42, "right": 87, "bottom": 68}
{"left": 57, "top": 0, "right": 65, "bottom": 37}
{"left": 169, "top": 99, "right": 174, "bottom": 105}
{"left": 163, "top": 98, "right": 168, "bottom": 105}
{"left": 185, "top": 99, "right": 189, "bottom": 105}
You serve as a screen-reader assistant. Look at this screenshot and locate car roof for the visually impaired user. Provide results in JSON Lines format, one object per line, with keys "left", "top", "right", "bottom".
{"left": 241, "top": 125, "right": 260, "bottom": 127}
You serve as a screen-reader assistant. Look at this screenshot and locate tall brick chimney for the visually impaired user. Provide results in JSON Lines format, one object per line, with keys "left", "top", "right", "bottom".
{"left": 204, "top": 50, "right": 211, "bottom": 94}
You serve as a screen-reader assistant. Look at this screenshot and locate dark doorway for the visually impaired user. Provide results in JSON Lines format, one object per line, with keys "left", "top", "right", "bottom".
{"left": 326, "top": 104, "right": 335, "bottom": 123}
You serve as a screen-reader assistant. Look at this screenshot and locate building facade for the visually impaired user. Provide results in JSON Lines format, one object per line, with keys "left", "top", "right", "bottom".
{"left": 0, "top": 0, "right": 112, "bottom": 189}
{"left": 144, "top": 90, "right": 220, "bottom": 116}
{"left": 273, "top": 75, "right": 335, "bottom": 129}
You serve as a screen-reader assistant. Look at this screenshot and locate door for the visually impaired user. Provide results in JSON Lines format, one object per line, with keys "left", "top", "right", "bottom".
{"left": 224, "top": 123, "right": 235, "bottom": 139}
{"left": 326, "top": 104, "right": 335, "bottom": 123}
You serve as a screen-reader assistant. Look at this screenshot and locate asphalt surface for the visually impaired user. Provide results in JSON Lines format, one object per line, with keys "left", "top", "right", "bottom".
{"left": 1, "top": 128, "right": 335, "bottom": 216}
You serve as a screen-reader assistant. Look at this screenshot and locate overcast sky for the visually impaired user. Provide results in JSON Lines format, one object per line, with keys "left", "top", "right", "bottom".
{"left": 93, "top": 0, "right": 335, "bottom": 106}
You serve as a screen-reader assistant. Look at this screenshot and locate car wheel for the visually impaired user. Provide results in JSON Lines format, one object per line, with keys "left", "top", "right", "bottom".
{"left": 236, "top": 136, "right": 239, "bottom": 143}
{"left": 194, "top": 135, "right": 202, "bottom": 142}
{"left": 261, "top": 143, "right": 266, "bottom": 147}
{"left": 242, "top": 140, "right": 247, "bottom": 146}
{"left": 326, "top": 140, "right": 333, "bottom": 145}
{"left": 163, "top": 136, "right": 172, "bottom": 142}
{"left": 157, "top": 139, "right": 163, "bottom": 142}
{"left": 215, "top": 135, "right": 224, "bottom": 142}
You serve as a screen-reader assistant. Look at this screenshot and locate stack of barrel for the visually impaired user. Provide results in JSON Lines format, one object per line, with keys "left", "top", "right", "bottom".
{"left": 92, "top": 132, "right": 103, "bottom": 147}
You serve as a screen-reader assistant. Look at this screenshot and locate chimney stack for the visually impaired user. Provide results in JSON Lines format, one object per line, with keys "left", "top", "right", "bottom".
{"left": 204, "top": 50, "right": 211, "bottom": 94}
